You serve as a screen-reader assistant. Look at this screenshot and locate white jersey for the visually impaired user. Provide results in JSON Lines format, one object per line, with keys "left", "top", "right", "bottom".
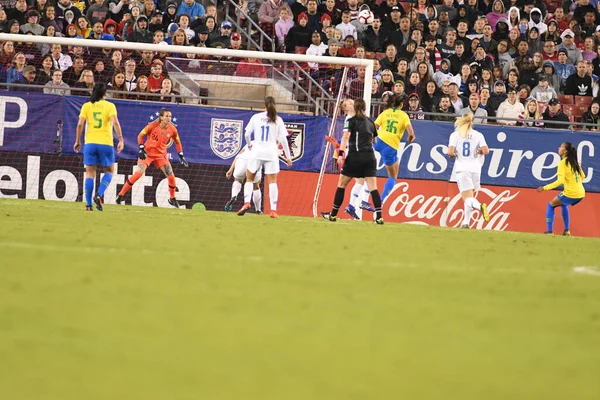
{"left": 236, "top": 144, "right": 251, "bottom": 161}
{"left": 245, "top": 112, "right": 290, "bottom": 161}
{"left": 448, "top": 129, "right": 487, "bottom": 173}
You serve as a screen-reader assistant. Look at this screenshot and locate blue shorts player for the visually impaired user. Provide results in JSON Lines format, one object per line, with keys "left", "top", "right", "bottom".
{"left": 373, "top": 93, "right": 416, "bottom": 203}
{"left": 74, "top": 83, "right": 124, "bottom": 211}
{"left": 537, "top": 142, "right": 586, "bottom": 236}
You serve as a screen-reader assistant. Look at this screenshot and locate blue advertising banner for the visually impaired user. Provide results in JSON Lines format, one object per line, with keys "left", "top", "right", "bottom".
{"left": 1, "top": 93, "right": 599, "bottom": 192}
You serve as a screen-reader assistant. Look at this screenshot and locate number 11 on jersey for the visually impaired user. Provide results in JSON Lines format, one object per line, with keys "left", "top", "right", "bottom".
{"left": 261, "top": 126, "right": 269, "bottom": 141}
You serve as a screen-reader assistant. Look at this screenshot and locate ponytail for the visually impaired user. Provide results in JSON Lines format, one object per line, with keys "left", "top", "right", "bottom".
{"left": 90, "top": 82, "right": 107, "bottom": 103}
{"left": 564, "top": 142, "right": 582, "bottom": 176}
{"left": 265, "top": 96, "right": 277, "bottom": 123}
{"left": 385, "top": 93, "right": 403, "bottom": 110}
{"left": 454, "top": 112, "right": 474, "bottom": 138}
{"left": 354, "top": 98, "right": 367, "bottom": 119}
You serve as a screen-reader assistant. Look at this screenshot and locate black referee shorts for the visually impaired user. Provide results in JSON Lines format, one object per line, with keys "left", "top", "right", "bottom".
{"left": 341, "top": 151, "right": 377, "bottom": 178}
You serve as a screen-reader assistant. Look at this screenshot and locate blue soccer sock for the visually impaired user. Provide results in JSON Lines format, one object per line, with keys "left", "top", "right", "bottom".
{"left": 97, "top": 173, "right": 112, "bottom": 198}
{"left": 561, "top": 205, "right": 570, "bottom": 231}
{"left": 381, "top": 177, "right": 396, "bottom": 203}
{"left": 546, "top": 202, "right": 555, "bottom": 233}
{"left": 84, "top": 177, "right": 94, "bottom": 206}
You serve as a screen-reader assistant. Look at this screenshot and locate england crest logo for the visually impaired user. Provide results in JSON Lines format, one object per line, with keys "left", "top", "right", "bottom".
{"left": 280, "top": 122, "right": 305, "bottom": 162}
{"left": 210, "top": 119, "right": 243, "bottom": 159}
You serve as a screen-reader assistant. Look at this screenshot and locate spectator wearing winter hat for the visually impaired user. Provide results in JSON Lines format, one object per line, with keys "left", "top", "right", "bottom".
{"left": 177, "top": 0, "right": 205, "bottom": 22}
{"left": 162, "top": 1, "right": 178, "bottom": 32}
{"left": 542, "top": 60, "right": 561, "bottom": 92}
{"left": 56, "top": 0, "right": 82, "bottom": 25}
{"left": 490, "top": 80, "right": 507, "bottom": 110}
{"left": 542, "top": 98, "right": 570, "bottom": 130}
{"left": 165, "top": 22, "right": 179, "bottom": 45}
{"left": 128, "top": 15, "right": 153, "bottom": 43}
{"left": 560, "top": 29, "right": 583, "bottom": 65}
{"left": 14, "top": 65, "right": 42, "bottom": 93}
{"left": 553, "top": 48, "right": 576, "bottom": 89}
{"left": 20, "top": 11, "right": 45, "bottom": 35}
{"left": 530, "top": 75, "right": 557, "bottom": 103}
{"left": 285, "top": 12, "right": 312, "bottom": 53}
{"left": 319, "top": 0, "right": 341, "bottom": 25}
{"left": 149, "top": 10, "right": 163, "bottom": 33}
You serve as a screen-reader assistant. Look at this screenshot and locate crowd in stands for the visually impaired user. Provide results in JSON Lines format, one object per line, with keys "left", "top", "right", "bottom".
{"left": 1, "top": 0, "right": 600, "bottom": 129}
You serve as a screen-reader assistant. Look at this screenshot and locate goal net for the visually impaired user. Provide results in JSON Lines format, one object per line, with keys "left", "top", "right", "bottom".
{"left": 0, "top": 34, "right": 372, "bottom": 215}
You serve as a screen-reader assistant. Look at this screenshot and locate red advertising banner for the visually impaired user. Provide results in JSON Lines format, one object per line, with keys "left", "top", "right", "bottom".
{"left": 275, "top": 171, "right": 600, "bottom": 237}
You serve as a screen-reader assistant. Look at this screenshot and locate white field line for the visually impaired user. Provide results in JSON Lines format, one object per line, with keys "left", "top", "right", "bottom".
{"left": 573, "top": 266, "right": 600, "bottom": 277}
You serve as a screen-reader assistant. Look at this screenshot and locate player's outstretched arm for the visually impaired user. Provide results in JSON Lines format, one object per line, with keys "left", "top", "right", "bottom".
{"left": 406, "top": 124, "right": 416, "bottom": 143}
{"left": 74, "top": 116, "right": 86, "bottom": 152}
{"left": 111, "top": 115, "right": 124, "bottom": 153}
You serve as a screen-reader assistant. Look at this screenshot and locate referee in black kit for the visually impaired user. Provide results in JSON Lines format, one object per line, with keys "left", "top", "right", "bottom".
{"left": 322, "top": 98, "right": 384, "bottom": 225}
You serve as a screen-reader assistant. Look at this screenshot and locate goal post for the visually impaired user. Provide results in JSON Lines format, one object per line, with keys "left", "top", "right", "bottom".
{"left": 0, "top": 34, "right": 371, "bottom": 214}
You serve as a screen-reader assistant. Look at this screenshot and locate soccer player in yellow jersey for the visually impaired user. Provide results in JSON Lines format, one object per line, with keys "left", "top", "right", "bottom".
{"left": 537, "top": 142, "right": 585, "bottom": 236}
{"left": 374, "top": 93, "right": 416, "bottom": 202}
{"left": 74, "top": 83, "right": 124, "bottom": 211}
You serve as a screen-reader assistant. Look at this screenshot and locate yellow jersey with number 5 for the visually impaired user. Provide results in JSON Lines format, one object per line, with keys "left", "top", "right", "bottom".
{"left": 374, "top": 108, "right": 411, "bottom": 150}
{"left": 79, "top": 99, "right": 117, "bottom": 146}
{"left": 543, "top": 158, "right": 586, "bottom": 198}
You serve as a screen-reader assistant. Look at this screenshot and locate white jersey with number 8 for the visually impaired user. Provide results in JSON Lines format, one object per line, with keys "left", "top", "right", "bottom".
{"left": 245, "top": 111, "right": 289, "bottom": 161}
{"left": 448, "top": 129, "right": 487, "bottom": 173}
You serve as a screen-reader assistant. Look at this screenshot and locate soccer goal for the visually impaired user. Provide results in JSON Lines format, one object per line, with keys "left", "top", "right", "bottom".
{"left": 0, "top": 33, "right": 372, "bottom": 214}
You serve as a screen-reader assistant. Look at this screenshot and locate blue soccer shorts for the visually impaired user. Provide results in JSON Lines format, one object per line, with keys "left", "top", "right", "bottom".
{"left": 558, "top": 192, "right": 583, "bottom": 207}
{"left": 83, "top": 143, "right": 115, "bottom": 167}
{"left": 374, "top": 139, "right": 398, "bottom": 166}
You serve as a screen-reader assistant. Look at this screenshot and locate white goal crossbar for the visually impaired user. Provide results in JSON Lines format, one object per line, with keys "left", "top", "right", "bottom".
{"left": 0, "top": 34, "right": 374, "bottom": 112}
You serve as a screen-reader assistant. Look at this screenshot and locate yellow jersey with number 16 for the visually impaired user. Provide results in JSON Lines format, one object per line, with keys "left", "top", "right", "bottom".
{"left": 79, "top": 99, "right": 117, "bottom": 146}
{"left": 374, "top": 108, "right": 411, "bottom": 150}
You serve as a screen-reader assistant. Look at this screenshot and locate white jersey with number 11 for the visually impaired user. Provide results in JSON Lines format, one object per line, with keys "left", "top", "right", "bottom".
{"left": 245, "top": 112, "right": 289, "bottom": 161}
{"left": 448, "top": 129, "right": 487, "bottom": 173}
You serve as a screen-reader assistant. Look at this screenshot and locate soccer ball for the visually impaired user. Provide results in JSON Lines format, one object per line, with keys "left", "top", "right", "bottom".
{"left": 358, "top": 10, "right": 374, "bottom": 25}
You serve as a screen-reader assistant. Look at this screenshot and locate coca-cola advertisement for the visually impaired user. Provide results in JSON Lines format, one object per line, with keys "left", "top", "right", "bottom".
{"left": 276, "top": 171, "right": 600, "bottom": 237}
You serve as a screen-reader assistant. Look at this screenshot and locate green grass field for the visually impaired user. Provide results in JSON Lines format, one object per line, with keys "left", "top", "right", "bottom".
{"left": 1, "top": 199, "right": 599, "bottom": 400}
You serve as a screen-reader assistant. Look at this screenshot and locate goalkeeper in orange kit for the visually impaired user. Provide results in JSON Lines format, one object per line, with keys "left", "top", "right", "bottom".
{"left": 116, "top": 108, "right": 189, "bottom": 207}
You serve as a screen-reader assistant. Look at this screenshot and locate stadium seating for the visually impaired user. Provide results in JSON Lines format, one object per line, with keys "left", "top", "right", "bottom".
{"left": 562, "top": 104, "right": 588, "bottom": 122}
{"left": 575, "top": 96, "right": 593, "bottom": 108}
{"left": 558, "top": 94, "right": 575, "bottom": 105}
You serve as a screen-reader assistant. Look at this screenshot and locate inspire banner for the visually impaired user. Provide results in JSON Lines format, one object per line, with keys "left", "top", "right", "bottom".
{"left": 1, "top": 93, "right": 599, "bottom": 192}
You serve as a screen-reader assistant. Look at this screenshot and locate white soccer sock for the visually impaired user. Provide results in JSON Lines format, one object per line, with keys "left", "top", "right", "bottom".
{"left": 269, "top": 183, "right": 278, "bottom": 211}
{"left": 349, "top": 183, "right": 363, "bottom": 208}
{"left": 243, "top": 182, "right": 253, "bottom": 204}
{"left": 463, "top": 198, "right": 474, "bottom": 225}
{"left": 359, "top": 184, "right": 371, "bottom": 204}
{"left": 231, "top": 181, "right": 242, "bottom": 198}
{"left": 470, "top": 196, "right": 481, "bottom": 211}
{"left": 253, "top": 189, "right": 262, "bottom": 212}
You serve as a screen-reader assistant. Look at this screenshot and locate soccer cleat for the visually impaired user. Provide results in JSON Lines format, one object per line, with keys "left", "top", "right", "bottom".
{"left": 544, "top": 231, "right": 553, "bottom": 235}
{"left": 460, "top": 224, "right": 469, "bottom": 229}
{"left": 563, "top": 230, "right": 571, "bottom": 236}
{"left": 256, "top": 210, "right": 263, "bottom": 215}
{"left": 237, "top": 202, "right": 251, "bottom": 216}
{"left": 270, "top": 210, "right": 278, "bottom": 219}
{"left": 93, "top": 194, "right": 104, "bottom": 211}
{"left": 85, "top": 205, "right": 93, "bottom": 211}
{"left": 480, "top": 203, "right": 490, "bottom": 222}
{"left": 168, "top": 198, "right": 181, "bottom": 208}
{"left": 374, "top": 218, "right": 384, "bottom": 225}
{"left": 224, "top": 196, "right": 237, "bottom": 211}
{"left": 115, "top": 195, "right": 124, "bottom": 205}
{"left": 344, "top": 204, "right": 360, "bottom": 220}
{"left": 321, "top": 212, "right": 337, "bottom": 222}
{"left": 360, "top": 201, "right": 375, "bottom": 212}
